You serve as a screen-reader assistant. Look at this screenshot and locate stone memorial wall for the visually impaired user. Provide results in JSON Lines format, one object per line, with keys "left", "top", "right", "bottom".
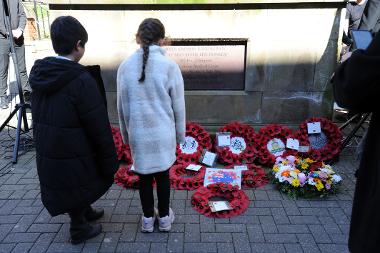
{"left": 42, "top": 0, "right": 346, "bottom": 130}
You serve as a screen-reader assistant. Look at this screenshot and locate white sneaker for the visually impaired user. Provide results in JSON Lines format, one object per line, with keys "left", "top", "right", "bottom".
{"left": 158, "top": 208, "right": 175, "bottom": 232}
{"left": 141, "top": 215, "right": 155, "bottom": 233}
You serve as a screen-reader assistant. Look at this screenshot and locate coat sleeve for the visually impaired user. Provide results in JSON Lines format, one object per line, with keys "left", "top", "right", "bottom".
{"left": 169, "top": 63, "right": 186, "bottom": 144}
{"left": 116, "top": 65, "right": 129, "bottom": 144}
{"left": 18, "top": 0, "right": 26, "bottom": 31}
{"left": 359, "top": 0, "right": 380, "bottom": 33}
{"left": 333, "top": 32, "right": 380, "bottom": 112}
{"left": 76, "top": 73, "right": 118, "bottom": 177}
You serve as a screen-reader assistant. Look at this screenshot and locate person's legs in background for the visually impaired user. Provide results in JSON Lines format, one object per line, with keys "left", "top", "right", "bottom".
{"left": 0, "top": 38, "right": 10, "bottom": 109}
{"left": 15, "top": 43, "right": 31, "bottom": 103}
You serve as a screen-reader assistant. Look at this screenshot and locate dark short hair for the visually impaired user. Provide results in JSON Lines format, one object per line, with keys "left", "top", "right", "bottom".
{"left": 50, "top": 16, "right": 88, "bottom": 55}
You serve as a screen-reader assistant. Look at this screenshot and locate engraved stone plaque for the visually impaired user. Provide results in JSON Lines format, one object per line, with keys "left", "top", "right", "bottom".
{"left": 165, "top": 40, "right": 246, "bottom": 90}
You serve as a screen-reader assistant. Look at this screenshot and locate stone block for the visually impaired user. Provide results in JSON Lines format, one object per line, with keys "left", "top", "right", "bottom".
{"left": 184, "top": 224, "right": 200, "bottom": 242}
{"left": 11, "top": 243, "right": 33, "bottom": 253}
{"left": 116, "top": 243, "right": 150, "bottom": 253}
{"left": 201, "top": 232, "right": 232, "bottom": 242}
{"left": 167, "top": 233, "right": 184, "bottom": 253}
{"left": 184, "top": 242, "right": 217, "bottom": 253}
{"left": 261, "top": 91, "right": 332, "bottom": 124}
{"left": 185, "top": 91, "right": 262, "bottom": 124}
{"left": 3, "top": 232, "right": 40, "bottom": 243}
{"left": 215, "top": 224, "right": 245, "bottom": 233}
{"left": 247, "top": 225, "right": 265, "bottom": 243}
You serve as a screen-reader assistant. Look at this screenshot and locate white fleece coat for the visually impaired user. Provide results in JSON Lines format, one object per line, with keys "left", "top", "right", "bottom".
{"left": 117, "top": 45, "right": 186, "bottom": 174}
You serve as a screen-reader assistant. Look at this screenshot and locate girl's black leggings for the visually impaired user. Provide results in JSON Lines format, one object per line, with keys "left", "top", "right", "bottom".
{"left": 137, "top": 169, "right": 170, "bottom": 218}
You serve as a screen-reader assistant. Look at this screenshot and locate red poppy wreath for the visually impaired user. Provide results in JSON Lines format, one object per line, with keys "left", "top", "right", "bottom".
{"left": 169, "top": 164, "right": 206, "bottom": 190}
{"left": 256, "top": 124, "right": 297, "bottom": 167}
{"left": 215, "top": 122, "right": 257, "bottom": 165}
{"left": 114, "top": 165, "right": 139, "bottom": 189}
{"left": 191, "top": 183, "right": 250, "bottom": 218}
{"left": 111, "top": 125, "right": 124, "bottom": 161}
{"left": 111, "top": 126, "right": 133, "bottom": 164}
{"left": 176, "top": 122, "right": 212, "bottom": 164}
{"left": 296, "top": 117, "right": 342, "bottom": 162}
{"left": 225, "top": 165, "right": 269, "bottom": 189}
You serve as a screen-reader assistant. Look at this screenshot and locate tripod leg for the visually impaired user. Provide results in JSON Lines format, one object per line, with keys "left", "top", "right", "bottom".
{"left": 339, "top": 113, "right": 361, "bottom": 130}
{"left": 0, "top": 106, "right": 19, "bottom": 132}
{"left": 341, "top": 113, "right": 370, "bottom": 150}
{"left": 12, "top": 106, "right": 24, "bottom": 164}
{"left": 21, "top": 104, "right": 29, "bottom": 132}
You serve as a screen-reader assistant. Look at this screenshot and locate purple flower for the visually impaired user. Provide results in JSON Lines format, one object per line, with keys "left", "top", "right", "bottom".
{"left": 298, "top": 173, "right": 306, "bottom": 184}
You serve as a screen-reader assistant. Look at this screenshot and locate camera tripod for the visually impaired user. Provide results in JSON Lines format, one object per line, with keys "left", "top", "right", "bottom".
{"left": 339, "top": 112, "right": 370, "bottom": 150}
{"left": 0, "top": 0, "right": 31, "bottom": 164}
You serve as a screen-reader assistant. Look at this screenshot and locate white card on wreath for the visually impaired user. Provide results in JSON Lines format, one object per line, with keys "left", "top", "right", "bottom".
{"left": 209, "top": 201, "right": 233, "bottom": 212}
{"left": 201, "top": 151, "right": 217, "bottom": 167}
{"left": 234, "top": 165, "right": 248, "bottom": 171}
{"left": 186, "top": 164, "right": 202, "bottom": 172}
{"left": 298, "top": 146, "right": 310, "bottom": 153}
{"left": 286, "top": 138, "right": 300, "bottom": 150}
{"left": 216, "top": 132, "right": 231, "bottom": 147}
{"left": 307, "top": 122, "right": 322, "bottom": 134}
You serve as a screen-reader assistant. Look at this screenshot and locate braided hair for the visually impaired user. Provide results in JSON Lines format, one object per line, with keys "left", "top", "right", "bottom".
{"left": 137, "top": 18, "right": 165, "bottom": 82}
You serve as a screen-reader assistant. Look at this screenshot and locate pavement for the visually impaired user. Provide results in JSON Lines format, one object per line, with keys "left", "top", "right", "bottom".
{"left": 0, "top": 121, "right": 357, "bottom": 253}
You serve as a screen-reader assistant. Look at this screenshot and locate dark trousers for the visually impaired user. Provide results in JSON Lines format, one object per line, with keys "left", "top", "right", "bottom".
{"left": 0, "top": 38, "right": 31, "bottom": 98}
{"left": 68, "top": 206, "right": 90, "bottom": 225}
{"left": 138, "top": 169, "right": 170, "bottom": 218}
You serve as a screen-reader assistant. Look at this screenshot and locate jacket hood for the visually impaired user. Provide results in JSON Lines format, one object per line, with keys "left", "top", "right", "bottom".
{"left": 29, "top": 57, "right": 86, "bottom": 93}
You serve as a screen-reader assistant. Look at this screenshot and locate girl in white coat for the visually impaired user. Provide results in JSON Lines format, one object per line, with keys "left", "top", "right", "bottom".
{"left": 117, "top": 18, "right": 186, "bottom": 232}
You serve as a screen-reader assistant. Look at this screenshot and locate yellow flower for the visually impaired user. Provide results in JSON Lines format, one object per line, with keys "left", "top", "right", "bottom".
{"left": 316, "top": 182, "right": 324, "bottom": 191}
{"left": 273, "top": 166, "right": 279, "bottom": 172}
{"left": 291, "top": 179, "right": 300, "bottom": 187}
{"left": 305, "top": 158, "right": 314, "bottom": 163}
{"left": 282, "top": 160, "right": 289, "bottom": 165}
{"left": 301, "top": 163, "right": 309, "bottom": 170}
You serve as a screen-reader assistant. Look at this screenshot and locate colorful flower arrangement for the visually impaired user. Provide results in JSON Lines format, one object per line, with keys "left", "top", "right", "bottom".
{"left": 256, "top": 124, "right": 297, "bottom": 167}
{"left": 271, "top": 155, "right": 342, "bottom": 198}
{"left": 114, "top": 165, "right": 139, "bottom": 189}
{"left": 191, "top": 183, "right": 250, "bottom": 218}
{"left": 215, "top": 122, "right": 257, "bottom": 165}
{"left": 296, "top": 117, "right": 342, "bottom": 162}
{"left": 176, "top": 122, "right": 212, "bottom": 164}
{"left": 170, "top": 164, "right": 206, "bottom": 190}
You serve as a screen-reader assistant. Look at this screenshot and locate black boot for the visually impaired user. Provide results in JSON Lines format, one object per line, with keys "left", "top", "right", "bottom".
{"left": 70, "top": 223, "right": 102, "bottom": 245}
{"left": 84, "top": 206, "right": 104, "bottom": 222}
{"left": 23, "top": 91, "right": 31, "bottom": 104}
{"left": 69, "top": 207, "right": 102, "bottom": 245}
